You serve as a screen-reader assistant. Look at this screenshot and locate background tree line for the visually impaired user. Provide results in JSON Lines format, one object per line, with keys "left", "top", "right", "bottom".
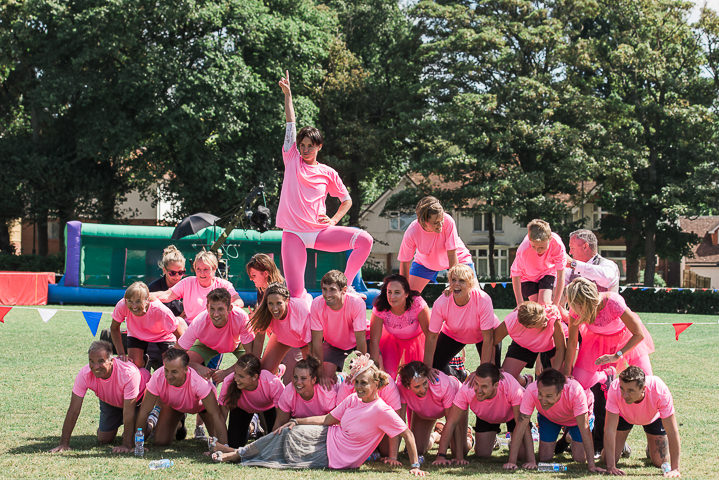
{"left": 1, "top": 0, "right": 718, "bottom": 286}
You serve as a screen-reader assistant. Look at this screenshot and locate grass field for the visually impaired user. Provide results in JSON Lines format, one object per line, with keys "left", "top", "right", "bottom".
{"left": 0, "top": 306, "right": 716, "bottom": 479}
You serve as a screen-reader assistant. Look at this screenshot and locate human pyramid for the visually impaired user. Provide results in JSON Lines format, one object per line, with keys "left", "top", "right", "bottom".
{"left": 50, "top": 71, "right": 681, "bottom": 478}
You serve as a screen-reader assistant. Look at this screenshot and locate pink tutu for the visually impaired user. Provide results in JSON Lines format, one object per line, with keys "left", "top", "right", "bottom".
{"left": 379, "top": 329, "right": 425, "bottom": 379}
{"left": 573, "top": 322, "right": 654, "bottom": 389}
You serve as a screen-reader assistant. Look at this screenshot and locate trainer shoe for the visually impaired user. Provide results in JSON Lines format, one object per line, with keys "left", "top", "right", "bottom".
{"left": 621, "top": 443, "right": 631, "bottom": 458}
{"left": 194, "top": 425, "right": 207, "bottom": 441}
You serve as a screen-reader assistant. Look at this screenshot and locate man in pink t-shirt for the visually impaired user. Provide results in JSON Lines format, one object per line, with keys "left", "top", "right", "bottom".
{"left": 135, "top": 348, "right": 227, "bottom": 446}
{"left": 510, "top": 219, "right": 567, "bottom": 307}
{"left": 176, "top": 288, "right": 257, "bottom": 384}
{"left": 50, "top": 341, "right": 149, "bottom": 454}
{"left": 505, "top": 368, "right": 604, "bottom": 473}
{"left": 604, "top": 366, "right": 681, "bottom": 477}
{"left": 310, "top": 270, "right": 368, "bottom": 385}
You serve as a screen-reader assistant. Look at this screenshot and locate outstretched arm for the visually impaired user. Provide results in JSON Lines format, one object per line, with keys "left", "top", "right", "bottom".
{"left": 50, "top": 393, "right": 84, "bottom": 452}
{"left": 279, "top": 70, "right": 296, "bottom": 151}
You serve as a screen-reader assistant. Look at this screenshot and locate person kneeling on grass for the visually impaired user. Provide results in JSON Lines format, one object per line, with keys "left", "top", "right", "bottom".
{"left": 50, "top": 340, "right": 150, "bottom": 454}
{"left": 211, "top": 352, "right": 427, "bottom": 476}
{"left": 604, "top": 366, "right": 681, "bottom": 477}
{"left": 135, "top": 348, "right": 227, "bottom": 446}
{"left": 505, "top": 368, "right": 605, "bottom": 473}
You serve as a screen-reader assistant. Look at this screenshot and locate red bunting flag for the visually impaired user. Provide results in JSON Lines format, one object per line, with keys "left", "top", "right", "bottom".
{"left": 0, "top": 306, "right": 11, "bottom": 323}
{"left": 672, "top": 323, "right": 693, "bottom": 341}
{"left": 490, "top": 282, "right": 497, "bottom": 288}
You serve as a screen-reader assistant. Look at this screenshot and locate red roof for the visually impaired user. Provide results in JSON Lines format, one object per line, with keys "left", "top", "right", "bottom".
{"left": 680, "top": 216, "right": 719, "bottom": 265}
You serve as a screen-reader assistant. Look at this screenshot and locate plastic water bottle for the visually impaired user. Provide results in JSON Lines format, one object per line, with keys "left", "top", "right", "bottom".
{"left": 531, "top": 425, "right": 540, "bottom": 442}
{"left": 661, "top": 462, "right": 671, "bottom": 474}
{"left": 537, "top": 462, "right": 567, "bottom": 472}
{"left": 134, "top": 428, "right": 144, "bottom": 457}
{"left": 148, "top": 459, "right": 174, "bottom": 470}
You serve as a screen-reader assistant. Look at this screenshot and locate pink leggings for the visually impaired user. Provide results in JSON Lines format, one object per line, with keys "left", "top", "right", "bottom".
{"left": 282, "top": 227, "right": 373, "bottom": 297}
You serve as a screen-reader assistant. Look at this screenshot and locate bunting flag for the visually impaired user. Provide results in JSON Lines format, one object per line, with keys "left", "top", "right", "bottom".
{"left": 490, "top": 282, "right": 497, "bottom": 288}
{"left": 501, "top": 282, "right": 508, "bottom": 288}
{"left": 654, "top": 287, "right": 661, "bottom": 293}
{"left": 38, "top": 309, "right": 57, "bottom": 323}
{"left": 619, "top": 286, "right": 627, "bottom": 292}
{"left": 82, "top": 311, "right": 103, "bottom": 336}
{"left": 479, "top": 283, "right": 486, "bottom": 289}
{"left": 0, "top": 306, "right": 11, "bottom": 323}
{"left": 672, "top": 323, "right": 693, "bottom": 340}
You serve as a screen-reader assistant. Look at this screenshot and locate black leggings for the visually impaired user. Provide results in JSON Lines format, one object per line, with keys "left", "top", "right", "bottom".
{"left": 432, "top": 332, "right": 502, "bottom": 378}
{"left": 227, "top": 407, "right": 277, "bottom": 448}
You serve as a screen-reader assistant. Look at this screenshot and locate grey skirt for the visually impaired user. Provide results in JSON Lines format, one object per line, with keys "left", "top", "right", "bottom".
{"left": 241, "top": 424, "right": 329, "bottom": 469}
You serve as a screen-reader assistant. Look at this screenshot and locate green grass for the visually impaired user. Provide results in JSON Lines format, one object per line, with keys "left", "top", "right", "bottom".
{"left": 0, "top": 306, "right": 716, "bottom": 479}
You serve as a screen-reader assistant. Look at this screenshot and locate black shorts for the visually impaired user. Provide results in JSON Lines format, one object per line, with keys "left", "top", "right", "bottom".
{"left": 521, "top": 275, "right": 556, "bottom": 300}
{"left": 475, "top": 417, "right": 517, "bottom": 434}
{"left": 505, "top": 341, "right": 555, "bottom": 369}
{"left": 616, "top": 415, "right": 666, "bottom": 436}
{"left": 126, "top": 336, "right": 174, "bottom": 355}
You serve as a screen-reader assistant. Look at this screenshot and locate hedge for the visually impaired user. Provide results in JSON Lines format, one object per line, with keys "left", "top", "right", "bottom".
{"left": 0, "top": 253, "right": 65, "bottom": 273}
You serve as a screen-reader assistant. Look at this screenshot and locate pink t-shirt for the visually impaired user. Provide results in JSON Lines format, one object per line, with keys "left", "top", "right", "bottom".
{"left": 429, "top": 288, "right": 498, "bottom": 344}
{"left": 510, "top": 232, "right": 567, "bottom": 282}
{"left": 177, "top": 307, "right": 255, "bottom": 353}
{"left": 397, "top": 214, "right": 473, "bottom": 271}
{"left": 335, "top": 377, "right": 402, "bottom": 410}
{"left": 398, "top": 372, "right": 460, "bottom": 420}
{"left": 169, "top": 276, "right": 239, "bottom": 322}
{"left": 606, "top": 376, "right": 674, "bottom": 426}
{"left": 580, "top": 292, "right": 628, "bottom": 335}
{"left": 277, "top": 383, "right": 338, "bottom": 418}
{"left": 520, "top": 378, "right": 592, "bottom": 427}
{"left": 219, "top": 370, "right": 284, "bottom": 413}
{"left": 276, "top": 143, "right": 351, "bottom": 232}
{"left": 112, "top": 299, "right": 179, "bottom": 343}
{"left": 454, "top": 374, "right": 524, "bottom": 424}
{"left": 504, "top": 304, "right": 566, "bottom": 353}
{"left": 372, "top": 296, "right": 427, "bottom": 340}
{"left": 327, "top": 394, "right": 408, "bottom": 469}
{"left": 72, "top": 358, "right": 148, "bottom": 408}
{"left": 268, "top": 296, "right": 312, "bottom": 348}
{"left": 146, "top": 367, "right": 214, "bottom": 414}
{"left": 310, "top": 294, "right": 368, "bottom": 350}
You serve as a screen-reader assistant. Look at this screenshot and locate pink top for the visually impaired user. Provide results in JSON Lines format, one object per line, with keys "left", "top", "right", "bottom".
{"left": 177, "top": 307, "right": 255, "bottom": 353}
{"left": 169, "top": 276, "right": 239, "bottom": 322}
{"left": 510, "top": 232, "right": 566, "bottom": 282}
{"left": 276, "top": 143, "right": 351, "bottom": 232}
{"left": 327, "top": 394, "right": 407, "bottom": 469}
{"left": 268, "top": 296, "right": 312, "bottom": 348}
{"left": 397, "top": 372, "right": 460, "bottom": 420}
{"left": 454, "top": 374, "right": 524, "bottom": 424}
{"left": 504, "top": 304, "right": 566, "bottom": 353}
{"left": 277, "top": 383, "right": 338, "bottom": 418}
{"left": 219, "top": 370, "right": 284, "bottom": 413}
{"left": 429, "top": 288, "right": 498, "bottom": 344}
{"left": 146, "top": 367, "right": 215, "bottom": 414}
{"left": 576, "top": 292, "right": 628, "bottom": 335}
{"left": 72, "top": 358, "right": 148, "bottom": 408}
{"left": 310, "top": 294, "right": 368, "bottom": 350}
{"left": 335, "top": 377, "right": 402, "bottom": 410}
{"left": 397, "top": 214, "right": 473, "bottom": 271}
{"left": 112, "top": 299, "right": 179, "bottom": 342}
{"left": 520, "top": 378, "right": 592, "bottom": 427}
{"left": 606, "top": 376, "right": 674, "bottom": 426}
{"left": 372, "top": 296, "right": 427, "bottom": 340}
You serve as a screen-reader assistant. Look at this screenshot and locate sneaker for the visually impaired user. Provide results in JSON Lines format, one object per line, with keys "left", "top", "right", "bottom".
{"left": 493, "top": 436, "right": 501, "bottom": 450}
{"left": 276, "top": 364, "right": 286, "bottom": 379}
{"left": 176, "top": 413, "right": 187, "bottom": 441}
{"left": 194, "top": 425, "right": 207, "bottom": 440}
{"left": 602, "top": 366, "right": 617, "bottom": 393}
{"left": 249, "top": 413, "right": 264, "bottom": 438}
{"left": 521, "top": 373, "right": 534, "bottom": 387}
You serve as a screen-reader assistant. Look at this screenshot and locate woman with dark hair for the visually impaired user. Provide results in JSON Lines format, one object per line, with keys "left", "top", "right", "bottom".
{"left": 369, "top": 274, "right": 430, "bottom": 379}
{"left": 219, "top": 354, "right": 284, "bottom": 448}
{"left": 272, "top": 356, "right": 337, "bottom": 430}
{"left": 212, "top": 353, "right": 427, "bottom": 476}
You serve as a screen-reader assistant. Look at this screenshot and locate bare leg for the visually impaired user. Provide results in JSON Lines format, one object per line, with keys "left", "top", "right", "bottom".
{"left": 260, "top": 335, "right": 292, "bottom": 374}
{"left": 153, "top": 403, "right": 183, "bottom": 446}
{"left": 408, "top": 275, "right": 431, "bottom": 294}
{"left": 537, "top": 288, "right": 552, "bottom": 305}
{"left": 410, "top": 415, "right": 436, "bottom": 455}
{"left": 646, "top": 433, "right": 670, "bottom": 468}
{"left": 501, "top": 357, "right": 528, "bottom": 384}
{"left": 474, "top": 431, "right": 497, "bottom": 458}
{"left": 538, "top": 440, "right": 556, "bottom": 462}
{"left": 97, "top": 428, "right": 118, "bottom": 444}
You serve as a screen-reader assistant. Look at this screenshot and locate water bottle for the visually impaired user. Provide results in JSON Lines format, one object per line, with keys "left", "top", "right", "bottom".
{"left": 537, "top": 462, "right": 567, "bottom": 472}
{"left": 661, "top": 462, "right": 671, "bottom": 474}
{"left": 366, "top": 451, "right": 381, "bottom": 462}
{"left": 531, "top": 425, "right": 540, "bottom": 442}
{"left": 134, "top": 428, "right": 144, "bottom": 457}
{"left": 148, "top": 459, "right": 174, "bottom": 470}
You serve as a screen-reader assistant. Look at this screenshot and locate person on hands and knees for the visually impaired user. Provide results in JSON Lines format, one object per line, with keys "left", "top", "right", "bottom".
{"left": 50, "top": 341, "right": 150, "bottom": 454}
{"left": 604, "top": 366, "right": 681, "bottom": 478}
{"left": 504, "top": 368, "right": 605, "bottom": 473}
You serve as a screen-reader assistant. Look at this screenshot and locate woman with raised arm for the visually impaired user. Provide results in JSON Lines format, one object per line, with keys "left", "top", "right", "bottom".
{"left": 276, "top": 71, "right": 373, "bottom": 298}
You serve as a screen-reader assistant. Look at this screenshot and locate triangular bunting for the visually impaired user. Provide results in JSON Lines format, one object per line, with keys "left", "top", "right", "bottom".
{"left": 632, "top": 287, "right": 638, "bottom": 290}
{"left": 654, "top": 287, "right": 661, "bottom": 293}
{"left": 672, "top": 323, "right": 693, "bottom": 340}
{"left": 0, "top": 306, "right": 11, "bottom": 323}
{"left": 666, "top": 288, "right": 673, "bottom": 292}
{"left": 619, "top": 286, "right": 626, "bottom": 292}
{"left": 490, "top": 282, "right": 497, "bottom": 288}
{"left": 641, "top": 288, "right": 648, "bottom": 291}
{"left": 38, "top": 309, "right": 57, "bottom": 323}
{"left": 479, "top": 283, "right": 486, "bottom": 289}
{"left": 82, "top": 311, "right": 103, "bottom": 336}
{"left": 501, "top": 282, "right": 508, "bottom": 288}
{"left": 690, "top": 288, "right": 695, "bottom": 292}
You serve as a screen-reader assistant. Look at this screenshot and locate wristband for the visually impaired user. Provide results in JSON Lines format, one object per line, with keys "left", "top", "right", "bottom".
{"left": 411, "top": 462, "right": 421, "bottom": 468}
{"left": 570, "top": 260, "right": 577, "bottom": 269}
{"left": 615, "top": 349, "right": 623, "bottom": 357}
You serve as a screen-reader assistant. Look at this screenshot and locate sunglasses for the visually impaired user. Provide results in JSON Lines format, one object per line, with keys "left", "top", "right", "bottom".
{"left": 167, "top": 270, "right": 186, "bottom": 276}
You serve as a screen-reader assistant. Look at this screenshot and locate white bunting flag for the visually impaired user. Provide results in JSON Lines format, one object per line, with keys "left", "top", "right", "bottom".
{"left": 38, "top": 309, "right": 57, "bottom": 323}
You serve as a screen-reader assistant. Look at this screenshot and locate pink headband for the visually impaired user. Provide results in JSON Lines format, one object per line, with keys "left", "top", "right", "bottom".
{"left": 347, "top": 351, "right": 375, "bottom": 381}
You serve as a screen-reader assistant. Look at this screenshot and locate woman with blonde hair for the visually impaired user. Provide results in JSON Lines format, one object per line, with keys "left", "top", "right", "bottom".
{"left": 563, "top": 277, "right": 654, "bottom": 390}
{"left": 148, "top": 245, "right": 187, "bottom": 317}
{"left": 424, "top": 264, "right": 500, "bottom": 378}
